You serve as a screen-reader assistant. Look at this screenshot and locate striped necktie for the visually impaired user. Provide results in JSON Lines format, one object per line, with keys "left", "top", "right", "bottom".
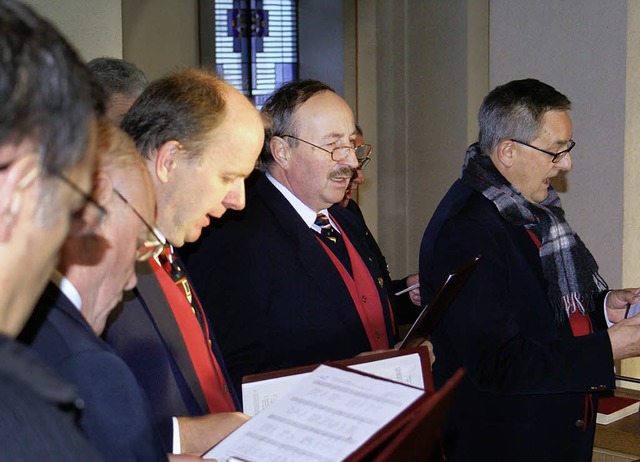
{"left": 315, "top": 212, "right": 338, "bottom": 243}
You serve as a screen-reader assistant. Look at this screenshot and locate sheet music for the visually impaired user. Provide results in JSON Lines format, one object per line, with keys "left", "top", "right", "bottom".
{"left": 205, "top": 364, "right": 423, "bottom": 462}
{"left": 242, "top": 353, "right": 424, "bottom": 416}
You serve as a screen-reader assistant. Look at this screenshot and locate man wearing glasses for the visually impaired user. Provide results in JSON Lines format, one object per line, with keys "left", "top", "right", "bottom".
{"left": 419, "top": 78, "right": 640, "bottom": 460}
{"left": 184, "top": 80, "right": 402, "bottom": 397}
{"left": 104, "top": 69, "right": 263, "bottom": 456}
{"left": 0, "top": 0, "right": 104, "bottom": 459}
{"left": 21, "top": 119, "right": 170, "bottom": 461}
{"left": 338, "top": 124, "right": 422, "bottom": 312}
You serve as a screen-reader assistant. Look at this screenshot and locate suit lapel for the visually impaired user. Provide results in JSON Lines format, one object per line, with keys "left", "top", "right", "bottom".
{"left": 255, "top": 176, "right": 353, "bottom": 304}
{"left": 134, "top": 261, "right": 209, "bottom": 414}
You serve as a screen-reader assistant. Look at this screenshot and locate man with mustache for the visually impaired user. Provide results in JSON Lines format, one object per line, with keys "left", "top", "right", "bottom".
{"left": 183, "top": 80, "right": 401, "bottom": 397}
{"left": 420, "top": 78, "right": 640, "bottom": 460}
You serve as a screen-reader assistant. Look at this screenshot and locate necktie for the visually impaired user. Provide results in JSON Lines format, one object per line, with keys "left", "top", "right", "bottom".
{"left": 158, "top": 245, "right": 204, "bottom": 328}
{"left": 315, "top": 212, "right": 338, "bottom": 243}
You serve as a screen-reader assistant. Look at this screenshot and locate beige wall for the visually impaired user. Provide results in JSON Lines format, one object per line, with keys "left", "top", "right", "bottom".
{"left": 122, "top": 0, "right": 199, "bottom": 80}
{"left": 22, "top": 0, "right": 122, "bottom": 60}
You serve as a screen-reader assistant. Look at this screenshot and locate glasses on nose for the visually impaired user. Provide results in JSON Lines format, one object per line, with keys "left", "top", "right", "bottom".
{"left": 281, "top": 134, "right": 372, "bottom": 164}
{"left": 0, "top": 160, "right": 108, "bottom": 236}
{"left": 510, "top": 139, "right": 576, "bottom": 164}
{"left": 112, "top": 189, "right": 166, "bottom": 261}
{"left": 355, "top": 144, "right": 372, "bottom": 169}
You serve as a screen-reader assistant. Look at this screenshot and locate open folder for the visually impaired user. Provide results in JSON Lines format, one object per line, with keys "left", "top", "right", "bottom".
{"left": 240, "top": 347, "right": 434, "bottom": 417}
{"left": 203, "top": 363, "right": 464, "bottom": 462}
{"left": 399, "top": 254, "right": 482, "bottom": 349}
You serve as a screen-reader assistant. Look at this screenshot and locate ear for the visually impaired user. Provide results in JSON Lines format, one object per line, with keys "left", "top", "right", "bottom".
{"left": 494, "top": 139, "right": 516, "bottom": 169}
{"left": 154, "top": 140, "right": 183, "bottom": 184}
{"left": 0, "top": 155, "right": 40, "bottom": 242}
{"left": 270, "top": 136, "right": 292, "bottom": 169}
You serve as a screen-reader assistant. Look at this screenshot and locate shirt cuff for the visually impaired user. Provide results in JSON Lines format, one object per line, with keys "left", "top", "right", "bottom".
{"left": 172, "top": 416, "right": 181, "bottom": 454}
{"left": 604, "top": 291, "right": 614, "bottom": 328}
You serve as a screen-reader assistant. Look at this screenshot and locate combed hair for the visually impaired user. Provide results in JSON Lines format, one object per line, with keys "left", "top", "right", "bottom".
{"left": 477, "top": 78, "right": 571, "bottom": 155}
{"left": 121, "top": 68, "right": 227, "bottom": 161}
{"left": 259, "top": 79, "right": 335, "bottom": 166}
{"left": 88, "top": 57, "right": 149, "bottom": 99}
{"left": 0, "top": 0, "right": 103, "bottom": 172}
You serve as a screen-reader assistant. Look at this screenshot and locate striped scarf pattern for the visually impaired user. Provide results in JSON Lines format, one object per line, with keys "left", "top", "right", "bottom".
{"left": 461, "top": 143, "right": 608, "bottom": 324}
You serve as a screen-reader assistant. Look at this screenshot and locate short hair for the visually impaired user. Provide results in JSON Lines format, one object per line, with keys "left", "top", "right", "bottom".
{"left": 95, "top": 117, "right": 147, "bottom": 179}
{"left": 121, "top": 68, "right": 228, "bottom": 161}
{"left": 355, "top": 123, "right": 363, "bottom": 137}
{"left": 0, "top": 0, "right": 103, "bottom": 172}
{"left": 88, "top": 57, "right": 149, "bottom": 99}
{"left": 259, "top": 79, "right": 335, "bottom": 166}
{"left": 477, "top": 78, "right": 571, "bottom": 155}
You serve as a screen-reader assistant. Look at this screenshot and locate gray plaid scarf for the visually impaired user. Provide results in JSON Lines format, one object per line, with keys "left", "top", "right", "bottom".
{"left": 461, "top": 143, "right": 608, "bottom": 324}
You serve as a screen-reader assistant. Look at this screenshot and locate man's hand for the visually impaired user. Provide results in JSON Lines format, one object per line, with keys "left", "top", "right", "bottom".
{"left": 177, "top": 412, "right": 249, "bottom": 456}
{"left": 608, "top": 313, "right": 640, "bottom": 360}
{"left": 405, "top": 273, "right": 422, "bottom": 307}
{"left": 606, "top": 288, "right": 640, "bottom": 323}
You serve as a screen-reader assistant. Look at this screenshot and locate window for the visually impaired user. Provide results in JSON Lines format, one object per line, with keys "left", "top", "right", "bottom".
{"left": 213, "top": 0, "right": 298, "bottom": 107}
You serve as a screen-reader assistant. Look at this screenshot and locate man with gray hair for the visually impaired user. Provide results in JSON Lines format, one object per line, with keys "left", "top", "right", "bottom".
{"left": 0, "top": 0, "right": 103, "bottom": 459}
{"left": 420, "top": 78, "right": 640, "bottom": 460}
{"left": 88, "top": 57, "right": 148, "bottom": 123}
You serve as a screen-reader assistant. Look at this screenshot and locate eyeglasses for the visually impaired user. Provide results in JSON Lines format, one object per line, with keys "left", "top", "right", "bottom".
{"left": 112, "top": 189, "right": 166, "bottom": 261}
{"left": 510, "top": 139, "right": 576, "bottom": 163}
{"left": 282, "top": 134, "right": 372, "bottom": 164}
{"left": 0, "top": 160, "right": 107, "bottom": 236}
{"left": 355, "top": 143, "right": 372, "bottom": 169}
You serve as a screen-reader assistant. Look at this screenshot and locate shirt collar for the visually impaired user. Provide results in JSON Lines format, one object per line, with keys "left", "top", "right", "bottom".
{"left": 50, "top": 270, "right": 82, "bottom": 311}
{"left": 265, "top": 172, "right": 320, "bottom": 228}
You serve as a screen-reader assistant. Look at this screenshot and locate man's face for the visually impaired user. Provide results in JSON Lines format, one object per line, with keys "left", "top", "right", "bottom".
{"left": 156, "top": 90, "right": 264, "bottom": 247}
{"left": 106, "top": 92, "right": 138, "bottom": 125}
{"left": 508, "top": 110, "right": 573, "bottom": 203}
{"left": 89, "top": 168, "right": 155, "bottom": 334}
{"left": 285, "top": 91, "right": 359, "bottom": 212}
{"left": 342, "top": 132, "right": 367, "bottom": 205}
{"left": 21, "top": 118, "right": 98, "bottom": 327}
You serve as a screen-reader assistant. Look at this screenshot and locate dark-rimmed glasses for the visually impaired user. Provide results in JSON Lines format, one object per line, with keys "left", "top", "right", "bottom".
{"left": 356, "top": 144, "right": 372, "bottom": 169}
{"left": 0, "top": 160, "right": 107, "bottom": 236}
{"left": 282, "top": 134, "right": 372, "bottom": 164}
{"left": 112, "top": 189, "right": 166, "bottom": 261}
{"left": 510, "top": 139, "right": 576, "bottom": 163}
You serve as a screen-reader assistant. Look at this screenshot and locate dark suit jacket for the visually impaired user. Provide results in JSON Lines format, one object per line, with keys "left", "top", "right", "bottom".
{"left": 103, "top": 261, "right": 240, "bottom": 447}
{"left": 181, "top": 175, "right": 397, "bottom": 398}
{"left": 0, "top": 333, "right": 102, "bottom": 462}
{"left": 419, "top": 179, "right": 615, "bottom": 461}
{"left": 23, "top": 282, "right": 166, "bottom": 462}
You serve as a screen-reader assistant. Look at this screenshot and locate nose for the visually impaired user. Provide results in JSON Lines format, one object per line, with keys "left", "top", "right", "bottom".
{"left": 353, "top": 168, "right": 365, "bottom": 185}
{"left": 343, "top": 147, "right": 359, "bottom": 169}
{"left": 556, "top": 152, "right": 572, "bottom": 171}
{"left": 221, "top": 179, "right": 246, "bottom": 211}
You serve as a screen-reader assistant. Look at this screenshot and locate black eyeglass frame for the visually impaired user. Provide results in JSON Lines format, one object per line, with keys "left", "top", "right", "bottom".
{"left": 0, "top": 160, "right": 107, "bottom": 223}
{"left": 509, "top": 138, "right": 576, "bottom": 163}
{"left": 281, "top": 134, "right": 372, "bottom": 164}
{"left": 112, "top": 188, "right": 166, "bottom": 261}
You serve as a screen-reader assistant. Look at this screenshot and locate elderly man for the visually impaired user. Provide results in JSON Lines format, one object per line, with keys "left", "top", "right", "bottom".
{"left": 0, "top": 0, "right": 102, "bottom": 459}
{"left": 420, "top": 78, "right": 640, "bottom": 461}
{"left": 337, "top": 124, "right": 422, "bottom": 312}
{"left": 104, "top": 69, "right": 264, "bottom": 454}
{"left": 88, "top": 57, "right": 148, "bottom": 124}
{"left": 183, "top": 79, "right": 403, "bottom": 396}
{"left": 21, "top": 119, "right": 168, "bottom": 461}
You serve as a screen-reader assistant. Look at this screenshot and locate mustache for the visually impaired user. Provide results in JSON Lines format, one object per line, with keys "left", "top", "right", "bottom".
{"left": 329, "top": 166, "right": 355, "bottom": 180}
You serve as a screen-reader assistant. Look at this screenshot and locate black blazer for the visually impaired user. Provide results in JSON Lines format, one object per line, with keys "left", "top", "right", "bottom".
{"left": 24, "top": 282, "right": 166, "bottom": 462}
{"left": 419, "top": 179, "right": 615, "bottom": 461}
{"left": 104, "top": 261, "right": 240, "bottom": 446}
{"left": 182, "top": 175, "right": 397, "bottom": 398}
